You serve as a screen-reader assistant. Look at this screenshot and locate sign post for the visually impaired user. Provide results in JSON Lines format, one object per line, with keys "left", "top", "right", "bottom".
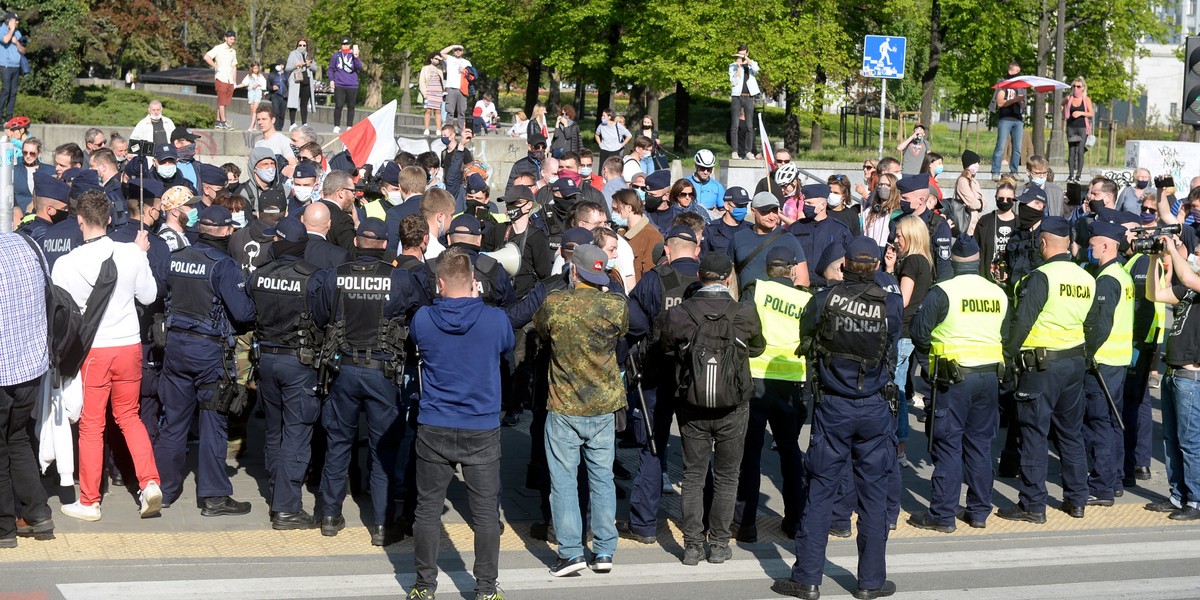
{"left": 862, "top": 35, "right": 907, "bottom": 160}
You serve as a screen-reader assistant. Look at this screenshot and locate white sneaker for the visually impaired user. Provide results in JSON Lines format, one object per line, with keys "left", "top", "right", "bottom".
{"left": 62, "top": 501, "right": 102, "bottom": 522}
{"left": 898, "top": 453, "right": 914, "bottom": 469}
{"left": 140, "top": 481, "right": 163, "bottom": 518}
{"left": 731, "top": 152, "right": 740, "bottom": 160}
{"left": 423, "top": 128, "right": 431, "bottom": 136}
{"left": 662, "top": 473, "right": 677, "bottom": 495}
{"left": 333, "top": 126, "right": 341, "bottom": 134}
{"left": 911, "top": 393, "right": 926, "bottom": 410}
{"left": 289, "top": 123, "right": 298, "bottom": 132}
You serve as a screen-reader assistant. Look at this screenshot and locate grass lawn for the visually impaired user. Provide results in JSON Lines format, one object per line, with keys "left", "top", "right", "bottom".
{"left": 18, "top": 87, "right": 215, "bottom": 128}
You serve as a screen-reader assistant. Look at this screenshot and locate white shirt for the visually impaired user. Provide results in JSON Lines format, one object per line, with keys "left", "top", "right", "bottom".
{"left": 425, "top": 235, "right": 446, "bottom": 260}
{"left": 206, "top": 43, "right": 238, "bottom": 84}
{"left": 256, "top": 132, "right": 292, "bottom": 160}
{"left": 444, "top": 55, "right": 472, "bottom": 89}
{"left": 51, "top": 237, "right": 156, "bottom": 349}
{"left": 475, "top": 100, "right": 498, "bottom": 121}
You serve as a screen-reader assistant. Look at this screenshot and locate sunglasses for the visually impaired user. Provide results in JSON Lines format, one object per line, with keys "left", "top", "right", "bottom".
{"left": 863, "top": 164, "right": 875, "bottom": 170}
{"left": 631, "top": 184, "right": 647, "bottom": 191}
{"left": 678, "top": 191, "right": 695, "bottom": 198}
{"left": 532, "top": 143, "right": 546, "bottom": 150}
{"left": 22, "top": 150, "right": 37, "bottom": 156}
{"left": 696, "top": 167, "right": 713, "bottom": 172}
{"left": 1072, "top": 85, "right": 1083, "bottom": 88}
{"left": 777, "top": 159, "right": 791, "bottom": 164}
{"left": 1142, "top": 207, "right": 1157, "bottom": 214}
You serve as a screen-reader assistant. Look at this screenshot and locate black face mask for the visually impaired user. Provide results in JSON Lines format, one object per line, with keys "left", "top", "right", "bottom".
{"left": 1017, "top": 202, "right": 1043, "bottom": 231}
{"left": 1088, "top": 199, "right": 1106, "bottom": 214}
{"left": 996, "top": 199, "right": 1014, "bottom": 213}
{"left": 48, "top": 207, "right": 70, "bottom": 224}
{"left": 225, "top": 182, "right": 239, "bottom": 193}
{"left": 645, "top": 193, "right": 666, "bottom": 212}
{"left": 198, "top": 232, "right": 231, "bottom": 255}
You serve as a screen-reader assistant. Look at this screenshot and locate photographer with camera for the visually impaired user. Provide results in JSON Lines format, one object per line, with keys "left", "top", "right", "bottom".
{"left": 897, "top": 124, "right": 930, "bottom": 176}
{"left": 1145, "top": 229, "right": 1200, "bottom": 520}
{"left": 728, "top": 45, "right": 759, "bottom": 160}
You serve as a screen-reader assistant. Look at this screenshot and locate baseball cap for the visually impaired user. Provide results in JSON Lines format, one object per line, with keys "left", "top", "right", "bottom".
{"left": 4, "top": 13, "right": 18, "bottom": 21}
{"left": 528, "top": 129, "right": 547, "bottom": 148}
{"left": 570, "top": 244, "right": 611, "bottom": 286}
{"left": 377, "top": 162, "right": 401, "bottom": 186}
{"left": 503, "top": 185, "right": 536, "bottom": 206}
{"left": 766, "top": 246, "right": 798, "bottom": 267}
{"left": 1039, "top": 216, "right": 1071, "bottom": 237}
{"left": 950, "top": 234, "right": 980, "bottom": 262}
{"left": 1019, "top": 185, "right": 1047, "bottom": 205}
{"left": 33, "top": 172, "right": 70, "bottom": 203}
{"left": 666, "top": 225, "right": 698, "bottom": 245}
{"left": 449, "top": 214, "right": 482, "bottom": 236}
{"left": 265, "top": 216, "right": 307, "bottom": 243}
{"left": 845, "top": 236, "right": 881, "bottom": 264}
{"left": 551, "top": 177, "right": 580, "bottom": 197}
{"left": 896, "top": 174, "right": 929, "bottom": 195}
{"left": 356, "top": 217, "right": 388, "bottom": 240}
{"left": 466, "top": 173, "right": 488, "bottom": 194}
{"left": 293, "top": 161, "right": 320, "bottom": 180}
{"left": 1089, "top": 219, "right": 1126, "bottom": 243}
{"left": 198, "top": 205, "right": 234, "bottom": 226}
{"left": 161, "top": 185, "right": 201, "bottom": 211}
{"left": 259, "top": 190, "right": 286, "bottom": 214}
{"left": 196, "top": 162, "right": 227, "bottom": 186}
{"left": 155, "top": 144, "right": 178, "bottom": 162}
{"left": 751, "top": 191, "right": 780, "bottom": 210}
{"left": 341, "top": 37, "right": 352, "bottom": 45}
{"left": 171, "top": 127, "right": 200, "bottom": 143}
{"left": 723, "top": 186, "right": 750, "bottom": 206}
{"left": 69, "top": 171, "right": 102, "bottom": 199}
{"left": 561, "top": 227, "right": 593, "bottom": 248}
{"left": 645, "top": 170, "right": 672, "bottom": 192}
{"left": 698, "top": 252, "right": 734, "bottom": 280}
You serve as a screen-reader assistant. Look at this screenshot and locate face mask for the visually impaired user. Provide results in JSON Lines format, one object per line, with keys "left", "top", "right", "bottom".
{"left": 580, "top": 166, "right": 592, "bottom": 177}
{"left": 546, "top": 175, "right": 559, "bottom": 185}
{"left": 1192, "top": 208, "right": 1200, "bottom": 221}
{"left": 157, "top": 164, "right": 177, "bottom": 179}
{"left": 387, "top": 190, "right": 404, "bottom": 204}
{"left": 967, "top": 164, "right": 979, "bottom": 176}
{"left": 1017, "top": 202, "right": 1042, "bottom": 230}
{"left": 996, "top": 199, "right": 1014, "bottom": 213}
{"left": 1030, "top": 176, "right": 1047, "bottom": 187}
{"left": 255, "top": 167, "right": 276, "bottom": 183}
{"left": 1086, "top": 247, "right": 1098, "bottom": 265}
{"left": 611, "top": 212, "right": 628, "bottom": 228}
{"left": 900, "top": 198, "right": 918, "bottom": 215}
{"left": 150, "top": 114, "right": 161, "bottom": 122}
{"left": 185, "top": 207, "right": 199, "bottom": 227}
{"left": 176, "top": 144, "right": 196, "bottom": 162}
{"left": 933, "top": 165, "right": 944, "bottom": 176}
{"left": 731, "top": 206, "right": 748, "bottom": 222}
{"left": 531, "top": 149, "right": 545, "bottom": 161}
{"left": 877, "top": 186, "right": 891, "bottom": 201}
{"left": 49, "top": 207, "right": 69, "bottom": 224}
{"left": 635, "top": 189, "right": 646, "bottom": 202}
{"left": 1136, "top": 180, "right": 1150, "bottom": 189}
{"left": 440, "top": 136, "right": 451, "bottom": 146}
{"left": 292, "top": 186, "right": 314, "bottom": 201}
{"left": 290, "top": 144, "right": 301, "bottom": 158}
{"left": 225, "top": 182, "right": 239, "bottom": 193}
{"left": 231, "top": 210, "right": 247, "bottom": 228}
{"left": 827, "top": 193, "right": 843, "bottom": 208}
{"left": 802, "top": 204, "right": 817, "bottom": 220}
{"left": 601, "top": 118, "right": 609, "bottom": 126}
{"left": 1088, "top": 199, "right": 1105, "bottom": 214}
{"left": 1141, "top": 210, "right": 1157, "bottom": 224}
{"left": 1189, "top": 254, "right": 1200, "bottom": 274}
{"left": 506, "top": 206, "right": 526, "bottom": 221}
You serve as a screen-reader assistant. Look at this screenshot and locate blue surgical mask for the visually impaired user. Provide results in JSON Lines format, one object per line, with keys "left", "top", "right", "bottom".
{"left": 1140, "top": 210, "right": 1156, "bottom": 223}
{"left": 185, "top": 207, "right": 199, "bottom": 227}
{"left": 1031, "top": 176, "right": 1047, "bottom": 187}
{"left": 255, "top": 167, "right": 276, "bottom": 183}
{"left": 635, "top": 189, "right": 646, "bottom": 201}
{"left": 731, "top": 206, "right": 748, "bottom": 222}
{"left": 933, "top": 165, "right": 944, "bottom": 176}
{"left": 611, "top": 212, "right": 628, "bottom": 228}
{"left": 605, "top": 257, "right": 616, "bottom": 270}
{"left": 1086, "top": 248, "right": 1098, "bottom": 265}
{"left": 157, "top": 163, "right": 177, "bottom": 179}
{"left": 580, "top": 166, "right": 592, "bottom": 177}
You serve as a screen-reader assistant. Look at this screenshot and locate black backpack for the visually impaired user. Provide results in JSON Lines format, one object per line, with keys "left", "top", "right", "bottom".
{"left": 20, "top": 235, "right": 119, "bottom": 383}
{"left": 677, "top": 302, "right": 749, "bottom": 409}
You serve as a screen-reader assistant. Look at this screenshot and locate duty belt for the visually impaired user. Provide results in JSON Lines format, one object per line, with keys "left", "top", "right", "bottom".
{"left": 260, "top": 346, "right": 299, "bottom": 356}
{"left": 1167, "top": 368, "right": 1200, "bottom": 381}
{"left": 958, "top": 364, "right": 1001, "bottom": 375}
{"left": 170, "top": 329, "right": 225, "bottom": 344}
{"left": 1041, "top": 347, "right": 1085, "bottom": 361}
{"left": 344, "top": 356, "right": 387, "bottom": 370}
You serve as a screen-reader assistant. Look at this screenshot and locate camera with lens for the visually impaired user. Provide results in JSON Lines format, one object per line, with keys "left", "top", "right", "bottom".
{"left": 128, "top": 139, "right": 155, "bottom": 157}
{"left": 1130, "top": 223, "right": 1181, "bottom": 254}
{"left": 353, "top": 164, "right": 384, "bottom": 202}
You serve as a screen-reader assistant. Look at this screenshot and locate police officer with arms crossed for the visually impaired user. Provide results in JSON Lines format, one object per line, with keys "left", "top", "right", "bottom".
{"left": 157, "top": 205, "right": 256, "bottom": 515}
{"left": 997, "top": 216, "right": 1095, "bottom": 523}
{"left": 907, "top": 235, "right": 1010, "bottom": 532}
{"left": 735, "top": 246, "right": 810, "bottom": 542}
{"left": 247, "top": 216, "right": 322, "bottom": 529}
{"left": 312, "top": 217, "right": 427, "bottom": 545}
{"left": 1081, "top": 220, "right": 1135, "bottom": 507}
{"left": 772, "top": 236, "right": 903, "bottom": 600}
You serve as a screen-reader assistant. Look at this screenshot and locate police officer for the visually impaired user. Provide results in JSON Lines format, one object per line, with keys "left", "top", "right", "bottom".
{"left": 247, "top": 216, "right": 321, "bottom": 529}
{"left": 437, "top": 214, "right": 516, "bottom": 309}
{"left": 997, "top": 216, "right": 1095, "bottom": 523}
{"left": 617, "top": 224, "right": 701, "bottom": 545}
{"left": 907, "top": 236, "right": 1009, "bottom": 532}
{"left": 788, "top": 183, "right": 852, "bottom": 283}
{"left": 1082, "top": 220, "right": 1134, "bottom": 506}
{"left": 312, "top": 217, "right": 426, "bottom": 546}
{"left": 40, "top": 176, "right": 90, "bottom": 267}
{"left": 18, "top": 173, "right": 70, "bottom": 242}
{"left": 734, "top": 246, "right": 810, "bottom": 543}
{"left": 772, "top": 236, "right": 902, "bottom": 600}
{"left": 364, "top": 161, "right": 403, "bottom": 221}
{"left": 891, "top": 174, "right": 952, "bottom": 283}
{"left": 701, "top": 186, "right": 751, "bottom": 256}
{"left": 150, "top": 144, "right": 194, "bottom": 193}
{"left": 287, "top": 160, "right": 321, "bottom": 215}
{"left": 156, "top": 205, "right": 257, "bottom": 515}
{"left": 644, "top": 170, "right": 680, "bottom": 235}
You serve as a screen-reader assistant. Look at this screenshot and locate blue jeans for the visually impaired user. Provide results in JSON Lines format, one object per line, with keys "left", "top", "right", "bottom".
{"left": 991, "top": 118, "right": 1023, "bottom": 175}
{"left": 545, "top": 412, "right": 618, "bottom": 560}
{"left": 894, "top": 338, "right": 912, "bottom": 442}
{"left": 1163, "top": 373, "right": 1200, "bottom": 509}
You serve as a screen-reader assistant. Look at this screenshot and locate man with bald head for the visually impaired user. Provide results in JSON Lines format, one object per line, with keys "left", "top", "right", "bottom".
{"left": 301, "top": 201, "right": 351, "bottom": 269}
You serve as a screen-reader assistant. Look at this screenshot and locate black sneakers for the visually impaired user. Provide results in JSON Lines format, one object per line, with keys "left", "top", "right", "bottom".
{"left": 549, "top": 555, "right": 588, "bottom": 577}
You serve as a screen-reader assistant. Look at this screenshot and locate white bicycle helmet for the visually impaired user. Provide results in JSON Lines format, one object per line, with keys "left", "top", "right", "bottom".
{"left": 694, "top": 149, "right": 716, "bottom": 169}
{"left": 774, "top": 163, "right": 800, "bottom": 186}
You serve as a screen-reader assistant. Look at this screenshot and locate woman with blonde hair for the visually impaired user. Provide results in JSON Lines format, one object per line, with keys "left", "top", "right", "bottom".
{"left": 1061, "top": 76, "right": 1094, "bottom": 183}
{"left": 887, "top": 215, "right": 934, "bottom": 474}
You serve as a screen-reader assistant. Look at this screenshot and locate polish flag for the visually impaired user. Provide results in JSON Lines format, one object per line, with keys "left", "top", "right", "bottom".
{"left": 339, "top": 100, "right": 399, "bottom": 171}
{"left": 758, "top": 113, "right": 775, "bottom": 172}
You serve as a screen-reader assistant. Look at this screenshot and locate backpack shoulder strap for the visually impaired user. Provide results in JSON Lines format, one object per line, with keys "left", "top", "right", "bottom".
{"left": 735, "top": 229, "right": 785, "bottom": 275}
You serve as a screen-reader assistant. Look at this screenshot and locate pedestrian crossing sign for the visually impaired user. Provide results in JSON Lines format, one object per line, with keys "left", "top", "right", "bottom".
{"left": 862, "top": 35, "right": 907, "bottom": 79}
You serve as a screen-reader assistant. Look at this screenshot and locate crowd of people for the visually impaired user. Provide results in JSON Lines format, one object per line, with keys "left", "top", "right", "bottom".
{"left": 1, "top": 83, "right": 1199, "bottom": 600}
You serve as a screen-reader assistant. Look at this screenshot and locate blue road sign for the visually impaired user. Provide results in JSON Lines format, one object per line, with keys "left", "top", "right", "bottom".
{"left": 862, "top": 35, "right": 907, "bottom": 79}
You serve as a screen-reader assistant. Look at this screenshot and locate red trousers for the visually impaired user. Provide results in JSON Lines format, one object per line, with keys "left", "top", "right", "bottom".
{"left": 79, "top": 343, "right": 159, "bottom": 505}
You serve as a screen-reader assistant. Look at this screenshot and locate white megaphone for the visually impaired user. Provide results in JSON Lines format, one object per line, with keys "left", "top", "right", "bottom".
{"left": 481, "top": 242, "right": 521, "bottom": 277}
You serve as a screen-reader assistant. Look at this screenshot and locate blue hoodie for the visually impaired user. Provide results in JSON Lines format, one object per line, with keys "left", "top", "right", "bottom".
{"left": 411, "top": 296, "right": 514, "bottom": 430}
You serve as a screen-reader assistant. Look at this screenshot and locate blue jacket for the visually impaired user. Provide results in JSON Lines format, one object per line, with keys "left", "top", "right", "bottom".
{"left": 688, "top": 174, "right": 726, "bottom": 212}
{"left": 411, "top": 296, "right": 514, "bottom": 430}
{"left": 789, "top": 216, "right": 852, "bottom": 282}
{"left": 14, "top": 161, "right": 54, "bottom": 211}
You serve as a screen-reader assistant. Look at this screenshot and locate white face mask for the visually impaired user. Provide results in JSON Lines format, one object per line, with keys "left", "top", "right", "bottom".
{"left": 1189, "top": 254, "right": 1200, "bottom": 274}
{"left": 292, "top": 185, "right": 314, "bottom": 201}
{"left": 827, "top": 193, "right": 843, "bottom": 207}
{"left": 387, "top": 190, "right": 404, "bottom": 204}
{"left": 231, "top": 210, "right": 247, "bottom": 228}
{"left": 547, "top": 175, "right": 559, "bottom": 185}
{"left": 967, "top": 164, "right": 979, "bottom": 176}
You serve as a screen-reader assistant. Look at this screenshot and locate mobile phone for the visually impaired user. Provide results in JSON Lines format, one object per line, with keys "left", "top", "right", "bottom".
{"left": 353, "top": 44, "right": 359, "bottom": 54}
{"left": 1156, "top": 175, "right": 1175, "bottom": 189}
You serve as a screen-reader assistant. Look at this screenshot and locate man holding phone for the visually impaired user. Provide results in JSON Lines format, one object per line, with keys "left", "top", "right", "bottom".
{"left": 728, "top": 45, "right": 760, "bottom": 160}
{"left": 328, "top": 37, "right": 363, "bottom": 134}
{"left": 0, "top": 13, "right": 24, "bottom": 122}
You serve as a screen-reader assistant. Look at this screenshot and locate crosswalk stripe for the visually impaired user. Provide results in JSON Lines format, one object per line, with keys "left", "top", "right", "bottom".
{"left": 57, "top": 540, "right": 1200, "bottom": 599}
{"left": 748, "top": 576, "right": 1200, "bottom": 600}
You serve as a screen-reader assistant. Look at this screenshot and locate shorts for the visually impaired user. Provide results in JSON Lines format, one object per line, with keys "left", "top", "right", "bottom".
{"left": 215, "top": 80, "right": 235, "bottom": 106}
{"left": 247, "top": 90, "right": 263, "bottom": 104}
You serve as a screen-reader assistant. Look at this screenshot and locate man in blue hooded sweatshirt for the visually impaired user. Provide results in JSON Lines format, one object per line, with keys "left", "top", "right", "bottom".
{"left": 408, "top": 246, "right": 514, "bottom": 600}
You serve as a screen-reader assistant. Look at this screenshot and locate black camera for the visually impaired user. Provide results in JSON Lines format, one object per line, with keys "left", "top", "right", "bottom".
{"left": 128, "top": 139, "right": 155, "bottom": 158}
{"left": 353, "top": 164, "right": 384, "bottom": 202}
{"left": 1130, "top": 223, "right": 1182, "bottom": 254}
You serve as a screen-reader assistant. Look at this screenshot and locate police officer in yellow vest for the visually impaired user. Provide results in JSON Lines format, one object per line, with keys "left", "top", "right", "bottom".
{"left": 1081, "top": 220, "right": 1135, "bottom": 506}
{"left": 907, "top": 235, "right": 1009, "bottom": 532}
{"left": 734, "top": 246, "right": 811, "bottom": 543}
{"left": 998, "top": 216, "right": 1096, "bottom": 523}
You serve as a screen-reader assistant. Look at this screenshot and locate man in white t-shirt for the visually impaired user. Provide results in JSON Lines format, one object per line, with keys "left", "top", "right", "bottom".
{"left": 204, "top": 30, "right": 239, "bottom": 130}
{"left": 51, "top": 190, "right": 163, "bottom": 523}
{"left": 252, "top": 105, "right": 296, "bottom": 177}
{"left": 440, "top": 44, "right": 473, "bottom": 132}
